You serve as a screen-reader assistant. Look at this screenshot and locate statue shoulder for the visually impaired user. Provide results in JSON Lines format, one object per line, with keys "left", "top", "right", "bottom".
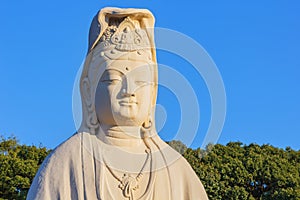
{"left": 51, "top": 133, "right": 83, "bottom": 156}
{"left": 26, "top": 132, "right": 95, "bottom": 199}
{"left": 39, "top": 132, "right": 97, "bottom": 171}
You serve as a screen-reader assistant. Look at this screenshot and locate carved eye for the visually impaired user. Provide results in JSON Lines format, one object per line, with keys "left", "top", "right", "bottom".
{"left": 102, "top": 78, "right": 121, "bottom": 85}
{"left": 100, "top": 73, "right": 122, "bottom": 85}
{"left": 135, "top": 80, "right": 148, "bottom": 87}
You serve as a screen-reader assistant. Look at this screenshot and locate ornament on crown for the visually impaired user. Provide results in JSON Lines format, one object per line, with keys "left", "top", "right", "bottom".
{"left": 96, "top": 17, "right": 151, "bottom": 52}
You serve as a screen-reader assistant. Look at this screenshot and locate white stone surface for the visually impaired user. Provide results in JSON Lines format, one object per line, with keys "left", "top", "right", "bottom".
{"left": 27, "top": 7, "right": 209, "bottom": 200}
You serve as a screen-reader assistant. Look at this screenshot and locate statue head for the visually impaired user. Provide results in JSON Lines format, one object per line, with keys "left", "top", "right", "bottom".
{"left": 95, "top": 59, "right": 153, "bottom": 127}
{"left": 79, "top": 8, "right": 157, "bottom": 137}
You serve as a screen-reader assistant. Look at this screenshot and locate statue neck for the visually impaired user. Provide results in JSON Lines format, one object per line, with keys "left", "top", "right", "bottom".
{"left": 96, "top": 124, "right": 144, "bottom": 148}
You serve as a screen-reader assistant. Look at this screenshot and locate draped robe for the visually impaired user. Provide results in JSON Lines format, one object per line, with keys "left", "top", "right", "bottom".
{"left": 27, "top": 132, "right": 208, "bottom": 200}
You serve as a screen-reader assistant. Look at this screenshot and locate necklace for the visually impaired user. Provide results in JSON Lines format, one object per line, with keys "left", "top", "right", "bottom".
{"left": 104, "top": 148, "right": 151, "bottom": 200}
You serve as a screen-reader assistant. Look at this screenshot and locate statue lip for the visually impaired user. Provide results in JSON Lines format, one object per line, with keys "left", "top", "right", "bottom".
{"left": 119, "top": 100, "right": 138, "bottom": 106}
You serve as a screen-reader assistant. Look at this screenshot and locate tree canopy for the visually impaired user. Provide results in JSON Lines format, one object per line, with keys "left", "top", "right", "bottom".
{"left": 177, "top": 141, "right": 300, "bottom": 200}
{"left": 0, "top": 137, "right": 299, "bottom": 199}
{"left": 0, "top": 136, "right": 50, "bottom": 200}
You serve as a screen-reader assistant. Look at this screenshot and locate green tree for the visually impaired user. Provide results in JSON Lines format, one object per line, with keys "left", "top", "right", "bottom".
{"left": 182, "top": 142, "right": 300, "bottom": 200}
{"left": 167, "top": 140, "right": 187, "bottom": 154}
{"left": 0, "top": 136, "right": 50, "bottom": 199}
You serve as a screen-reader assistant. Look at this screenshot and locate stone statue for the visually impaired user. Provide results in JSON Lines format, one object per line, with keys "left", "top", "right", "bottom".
{"left": 27, "top": 7, "right": 208, "bottom": 200}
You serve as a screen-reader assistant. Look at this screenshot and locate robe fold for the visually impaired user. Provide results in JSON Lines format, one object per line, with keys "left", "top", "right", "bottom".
{"left": 27, "top": 132, "right": 208, "bottom": 200}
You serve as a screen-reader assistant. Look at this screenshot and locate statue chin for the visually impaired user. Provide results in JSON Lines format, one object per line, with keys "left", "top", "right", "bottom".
{"left": 109, "top": 117, "right": 143, "bottom": 127}
{"left": 114, "top": 106, "right": 139, "bottom": 124}
{"left": 96, "top": 108, "right": 145, "bottom": 127}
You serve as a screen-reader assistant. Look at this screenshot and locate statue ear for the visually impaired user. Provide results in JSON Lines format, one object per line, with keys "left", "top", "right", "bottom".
{"left": 82, "top": 78, "right": 92, "bottom": 108}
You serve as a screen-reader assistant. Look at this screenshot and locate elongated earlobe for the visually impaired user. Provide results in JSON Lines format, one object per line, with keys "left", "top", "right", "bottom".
{"left": 82, "top": 77, "right": 99, "bottom": 134}
{"left": 82, "top": 78, "right": 92, "bottom": 108}
{"left": 142, "top": 118, "right": 152, "bottom": 129}
{"left": 141, "top": 116, "right": 152, "bottom": 138}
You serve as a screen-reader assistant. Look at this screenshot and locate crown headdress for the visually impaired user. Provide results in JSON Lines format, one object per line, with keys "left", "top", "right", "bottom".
{"left": 97, "top": 17, "right": 150, "bottom": 52}
{"left": 91, "top": 16, "right": 153, "bottom": 62}
{"left": 87, "top": 7, "right": 156, "bottom": 63}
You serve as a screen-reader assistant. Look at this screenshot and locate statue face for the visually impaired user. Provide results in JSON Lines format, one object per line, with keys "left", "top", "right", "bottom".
{"left": 95, "top": 60, "right": 153, "bottom": 127}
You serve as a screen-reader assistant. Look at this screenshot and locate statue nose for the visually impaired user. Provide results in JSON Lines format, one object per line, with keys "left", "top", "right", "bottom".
{"left": 122, "top": 79, "right": 136, "bottom": 97}
{"left": 122, "top": 88, "right": 135, "bottom": 97}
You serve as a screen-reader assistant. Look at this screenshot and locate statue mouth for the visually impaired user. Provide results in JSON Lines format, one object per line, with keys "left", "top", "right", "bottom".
{"left": 119, "top": 100, "right": 138, "bottom": 106}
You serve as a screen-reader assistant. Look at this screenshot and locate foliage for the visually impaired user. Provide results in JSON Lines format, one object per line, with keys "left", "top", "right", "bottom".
{"left": 167, "top": 140, "right": 187, "bottom": 155}
{"left": 0, "top": 136, "right": 50, "bottom": 199}
{"left": 0, "top": 136, "right": 299, "bottom": 199}
{"left": 182, "top": 142, "right": 300, "bottom": 200}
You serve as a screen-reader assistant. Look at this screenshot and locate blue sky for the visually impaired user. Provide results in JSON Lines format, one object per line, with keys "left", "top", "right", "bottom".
{"left": 0, "top": 1, "right": 299, "bottom": 150}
